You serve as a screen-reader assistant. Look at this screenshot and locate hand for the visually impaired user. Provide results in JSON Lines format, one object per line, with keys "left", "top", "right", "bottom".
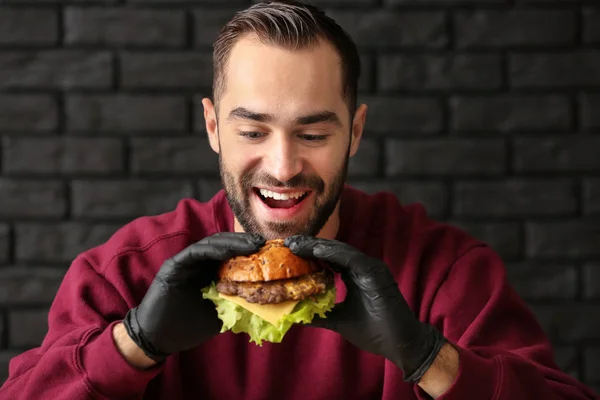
{"left": 123, "top": 232, "right": 266, "bottom": 362}
{"left": 285, "top": 236, "right": 447, "bottom": 383}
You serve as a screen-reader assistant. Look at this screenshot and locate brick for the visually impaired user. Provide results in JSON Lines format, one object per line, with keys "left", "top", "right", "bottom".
{"left": 450, "top": 95, "right": 570, "bottom": 132}
{"left": 583, "top": 179, "right": 600, "bottom": 215}
{"left": 449, "top": 222, "right": 521, "bottom": 260}
{"left": 360, "top": 96, "right": 443, "bottom": 134}
{"left": 455, "top": 10, "right": 575, "bottom": 48}
{"left": 0, "top": 180, "right": 65, "bottom": 218}
{"left": 326, "top": 11, "right": 447, "bottom": 49}
{"left": 65, "top": 8, "right": 185, "bottom": 47}
{"left": 8, "top": 310, "right": 48, "bottom": 348}
{"left": 71, "top": 180, "right": 193, "bottom": 219}
{"left": 194, "top": 10, "right": 241, "bottom": 47}
{"left": 0, "top": 95, "right": 57, "bottom": 132}
{"left": 3, "top": 137, "right": 124, "bottom": 175}
{"left": 0, "top": 224, "right": 10, "bottom": 265}
{"left": 274, "top": 0, "right": 376, "bottom": 5}
{"left": 346, "top": 180, "right": 449, "bottom": 218}
{"left": 378, "top": 54, "right": 502, "bottom": 91}
{"left": 120, "top": 52, "right": 213, "bottom": 89}
{"left": 530, "top": 304, "right": 600, "bottom": 343}
{"left": 2, "top": 0, "right": 116, "bottom": 2}
{"left": 197, "top": 179, "right": 223, "bottom": 203}
{"left": 386, "top": 0, "right": 502, "bottom": 3}
{"left": 580, "top": 93, "right": 600, "bottom": 130}
{"left": 145, "top": 0, "right": 247, "bottom": 3}
{"left": 583, "top": 263, "right": 600, "bottom": 299}
{"left": 584, "top": 347, "right": 600, "bottom": 381}
{"left": 583, "top": 8, "right": 600, "bottom": 44}
{"left": 510, "top": 51, "right": 600, "bottom": 88}
{"left": 358, "top": 54, "right": 373, "bottom": 92}
{"left": 66, "top": 95, "right": 187, "bottom": 133}
{"left": 0, "top": 268, "right": 65, "bottom": 306}
{"left": 15, "top": 223, "right": 119, "bottom": 264}
{"left": 348, "top": 139, "right": 380, "bottom": 177}
{"left": 146, "top": 0, "right": 246, "bottom": 3}
{"left": 130, "top": 138, "right": 218, "bottom": 175}
{"left": 513, "top": 136, "right": 600, "bottom": 173}
{"left": 526, "top": 221, "right": 600, "bottom": 258}
{"left": 505, "top": 262, "right": 577, "bottom": 300}
{"left": 0, "top": 51, "right": 111, "bottom": 89}
{"left": 385, "top": 139, "right": 505, "bottom": 176}
{"left": 552, "top": 347, "right": 580, "bottom": 381}
{"left": 0, "top": 7, "right": 58, "bottom": 45}
{"left": 0, "top": 312, "right": 4, "bottom": 349}
{"left": 0, "top": 351, "right": 19, "bottom": 384}
{"left": 454, "top": 179, "right": 577, "bottom": 217}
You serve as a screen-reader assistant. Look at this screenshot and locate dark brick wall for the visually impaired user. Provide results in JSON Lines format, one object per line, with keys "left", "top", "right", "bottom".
{"left": 0, "top": 0, "right": 599, "bottom": 392}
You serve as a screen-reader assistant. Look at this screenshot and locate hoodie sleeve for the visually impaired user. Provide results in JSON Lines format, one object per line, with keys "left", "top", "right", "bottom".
{"left": 0, "top": 255, "right": 163, "bottom": 400}
{"left": 416, "top": 245, "right": 599, "bottom": 400}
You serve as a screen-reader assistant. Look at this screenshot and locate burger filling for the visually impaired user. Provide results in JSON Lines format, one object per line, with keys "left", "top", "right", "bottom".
{"left": 216, "top": 270, "right": 331, "bottom": 305}
{"left": 256, "top": 188, "right": 309, "bottom": 209}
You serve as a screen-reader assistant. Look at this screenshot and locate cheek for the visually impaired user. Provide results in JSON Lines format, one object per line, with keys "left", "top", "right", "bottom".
{"left": 220, "top": 141, "right": 258, "bottom": 176}
{"left": 307, "top": 146, "right": 347, "bottom": 181}
{"left": 220, "top": 154, "right": 246, "bottom": 187}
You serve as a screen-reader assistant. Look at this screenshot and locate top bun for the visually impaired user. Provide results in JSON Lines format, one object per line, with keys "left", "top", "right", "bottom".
{"left": 218, "top": 239, "right": 318, "bottom": 282}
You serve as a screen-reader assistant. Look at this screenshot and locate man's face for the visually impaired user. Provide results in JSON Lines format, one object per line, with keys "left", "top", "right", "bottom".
{"left": 204, "top": 35, "right": 366, "bottom": 240}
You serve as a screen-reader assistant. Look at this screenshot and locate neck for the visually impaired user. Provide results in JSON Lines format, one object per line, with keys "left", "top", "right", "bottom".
{"left": 233, "top": 201, "right": 341, "bottom": 240}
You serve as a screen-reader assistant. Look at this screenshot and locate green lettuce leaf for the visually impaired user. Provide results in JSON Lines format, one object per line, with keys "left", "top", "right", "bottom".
{"left": 201, "top": 282, "right": 336, "bottom": 346}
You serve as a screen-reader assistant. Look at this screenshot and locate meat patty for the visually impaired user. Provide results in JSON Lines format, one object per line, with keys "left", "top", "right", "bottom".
{"left": 216, "top": 270, "right": 332, "bottom": 304}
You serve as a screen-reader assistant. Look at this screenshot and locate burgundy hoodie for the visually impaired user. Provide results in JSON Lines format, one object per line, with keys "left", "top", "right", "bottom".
{"left": 0, "top": 186, "right": 597, "bottom": 400}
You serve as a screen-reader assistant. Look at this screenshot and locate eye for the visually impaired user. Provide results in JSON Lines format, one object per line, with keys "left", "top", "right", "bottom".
{"left": 238, "top": 131, "right": 265, "bottom": 140}
{"left": 298, "top": 134, "right": 328, "bottom": 143}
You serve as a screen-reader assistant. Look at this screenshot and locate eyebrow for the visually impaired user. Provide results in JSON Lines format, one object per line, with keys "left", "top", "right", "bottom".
{"left": 227, "top": 107, "right": 342, "bottom": 127}
{"left": 296, "top": 111, "right": 341, "bottom": 127}
{"left": 228, "top": 107, "right": 274, "bottom": 123}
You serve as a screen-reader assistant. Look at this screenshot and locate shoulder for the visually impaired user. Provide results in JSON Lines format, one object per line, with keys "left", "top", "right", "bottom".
{"left": 342, "top": 184, "right": 493, "bottom": 303}
{"left": 342, "top": 184, "right": 482, "bottom": 255}
{"left": 81, "top": 190, "right": 230, "bottom": 276}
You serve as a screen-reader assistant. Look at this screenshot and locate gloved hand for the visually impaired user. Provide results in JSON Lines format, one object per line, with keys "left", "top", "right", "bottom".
{"left": 285, "top": 235, "right": 447, "bottom": 383}
{"left": 123, "top": 232, "right": 266, "bottom": 362}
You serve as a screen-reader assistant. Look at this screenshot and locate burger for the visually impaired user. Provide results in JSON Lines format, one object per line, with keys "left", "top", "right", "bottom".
{"left": 202, "top": 239, "right": 336, "bottom": 345}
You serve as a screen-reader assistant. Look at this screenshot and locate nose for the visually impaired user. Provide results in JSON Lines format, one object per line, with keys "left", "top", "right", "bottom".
{"left": 264, "top": 134, "right": 303, "bottom": 183}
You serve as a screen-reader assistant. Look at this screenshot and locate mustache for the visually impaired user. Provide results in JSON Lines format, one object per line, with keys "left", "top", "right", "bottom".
{"left": 241, "top": 171, "right": 325, "bottom": 193}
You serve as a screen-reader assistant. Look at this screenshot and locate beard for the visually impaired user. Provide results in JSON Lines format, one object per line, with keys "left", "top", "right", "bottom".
{"left": 219, "top": 149, "right": 349, "bottom": 240}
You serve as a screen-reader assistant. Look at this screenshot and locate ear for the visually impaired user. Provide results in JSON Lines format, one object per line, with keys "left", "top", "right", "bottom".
{"left": 349, "top": 103, "right": 367, "bottom": 157}
{"left": 202, "top": 97, "right": 220, "bottom": 154}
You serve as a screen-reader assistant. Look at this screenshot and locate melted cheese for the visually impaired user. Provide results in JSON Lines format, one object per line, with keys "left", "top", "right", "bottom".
{"left": 218, "top": 293, "right": 299, "bottom": 326}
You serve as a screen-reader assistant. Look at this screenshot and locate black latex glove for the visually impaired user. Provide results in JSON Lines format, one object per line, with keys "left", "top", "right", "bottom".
{"left": 285, "top": 236, "right": 447, "bottom": 383}
{"left": 123, "top": 232, "right": 266, "bottom": 362}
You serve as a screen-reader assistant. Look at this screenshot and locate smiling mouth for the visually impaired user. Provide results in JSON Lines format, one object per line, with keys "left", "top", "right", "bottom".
{"left": 254, "top": 188, "right": 310, "bottom": 209}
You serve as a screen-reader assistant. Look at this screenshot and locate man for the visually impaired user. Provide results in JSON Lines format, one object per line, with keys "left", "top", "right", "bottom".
{"left": 0, "top": 1, "right": 597, "bottom": 399}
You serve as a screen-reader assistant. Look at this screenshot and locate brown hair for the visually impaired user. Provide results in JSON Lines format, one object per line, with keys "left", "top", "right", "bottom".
{"left": 212, "top": 0, "right": 361, "bottom": 116}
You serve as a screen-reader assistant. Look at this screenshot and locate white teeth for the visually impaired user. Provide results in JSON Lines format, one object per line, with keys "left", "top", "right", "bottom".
{"left": 259, "top": 188, "right": 306, "bottom": 200}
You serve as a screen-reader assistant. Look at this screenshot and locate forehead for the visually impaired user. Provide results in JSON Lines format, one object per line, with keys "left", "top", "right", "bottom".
{"left": 220, "top": 35, "right": 347, "bottom": 120}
